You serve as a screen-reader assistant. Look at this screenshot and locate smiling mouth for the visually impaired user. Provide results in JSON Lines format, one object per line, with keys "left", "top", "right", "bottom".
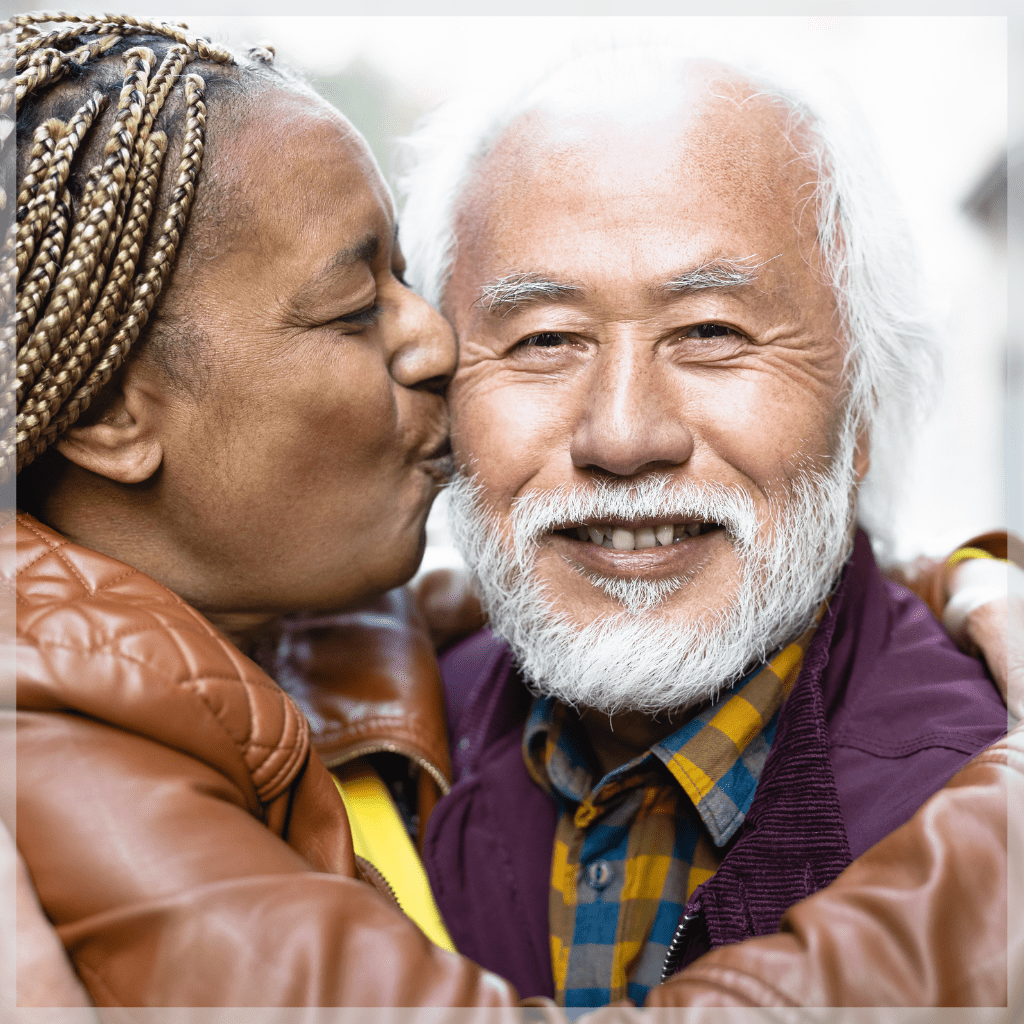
{"left": 553, "top": 519, "right": 723, "bottom": 551}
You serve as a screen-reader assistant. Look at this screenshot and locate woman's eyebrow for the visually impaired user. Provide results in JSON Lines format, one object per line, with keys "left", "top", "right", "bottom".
{"left": 290, "top": 235, "right": 381, "bottom": 307}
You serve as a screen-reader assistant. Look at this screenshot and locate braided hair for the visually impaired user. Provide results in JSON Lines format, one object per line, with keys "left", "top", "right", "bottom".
{"left": 3, "top": 13, "right": 287, "bottom": 484}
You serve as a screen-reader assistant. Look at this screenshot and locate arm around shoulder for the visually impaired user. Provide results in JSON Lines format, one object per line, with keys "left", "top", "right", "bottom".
{"left": 646, "top": 722, "right": 1021, "bottom": 1008}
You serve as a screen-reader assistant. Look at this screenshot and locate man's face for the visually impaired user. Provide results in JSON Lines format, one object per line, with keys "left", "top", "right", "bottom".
{"left": 138, "top": 90, "right": 455, "bottom": 617}
{"left": 443, "top": 88, "right": 866, "bottom": 678}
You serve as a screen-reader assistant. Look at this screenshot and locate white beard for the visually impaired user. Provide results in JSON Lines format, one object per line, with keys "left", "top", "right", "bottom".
{"left": 447, "top": 439, "right": 859, "bottom": 717}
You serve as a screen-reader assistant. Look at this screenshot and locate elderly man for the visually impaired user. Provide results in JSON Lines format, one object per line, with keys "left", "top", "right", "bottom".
{"left": 399, "top": 52, "right": 1010, "bottom": 1006}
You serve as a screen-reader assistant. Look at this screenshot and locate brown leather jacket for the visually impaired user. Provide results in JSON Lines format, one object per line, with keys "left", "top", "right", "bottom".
{"left": 8, "top": 513, "right": 517, "bottom": 1007}
{"left": 644, "top": 720, "right": 1020, "bottom": 1009}
{"left": 8, "top": 512, "right": 1017, "bottom": 1010}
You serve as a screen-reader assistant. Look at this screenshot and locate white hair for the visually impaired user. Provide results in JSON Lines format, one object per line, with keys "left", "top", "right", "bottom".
{"left": 397, "top": 47, "right": 940, "bottom": 560}
{"left": 446, "top": 427, "right": 858, "bottom": 715}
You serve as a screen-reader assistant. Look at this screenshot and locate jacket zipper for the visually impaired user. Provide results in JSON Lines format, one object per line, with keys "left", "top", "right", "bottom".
{"left": 661, "top": 910, "right": 701, "bottom": 982}
{"left": 322, "top": 742, "right": 451, "bottom": 796}
{"left": 353, "top": 854, "right": 402, "bottom": 911}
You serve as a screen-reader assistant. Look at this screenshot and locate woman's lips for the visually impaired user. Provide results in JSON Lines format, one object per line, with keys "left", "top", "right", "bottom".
{"left": 418, "top": 435, "right": 454, "bottom": 483}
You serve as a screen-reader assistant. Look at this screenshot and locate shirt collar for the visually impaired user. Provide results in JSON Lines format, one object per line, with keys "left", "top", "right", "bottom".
{"left": 522, "top": 612, "right": 822, "bottom": 845}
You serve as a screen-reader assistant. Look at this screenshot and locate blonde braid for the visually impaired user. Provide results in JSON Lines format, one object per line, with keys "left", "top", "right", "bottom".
{"left": 5, "top": 13, "right": 268, "bottom": 481}
{"left": 19, "top": 46, "right": 155, "bottom": 430}
{"left": 39, "top": 45, "right": 191, "bottom": 415}
{"left": 17, "top": 92, "right": 107, "bottom": 277}
{"left": 1, "top": 29, "right": 15, "bottom": 487}
{"left": 37, "top": 76, "right": 206, "bottom": 455}
{"left": 13, "top": 13, "right": 232, "bottom": 64}
{"left": 16, "top": 189, "right": 71, "bottom": 345}
{"left": 30, "top": 132, "right": 168, "bottom": 439}
{"left": 16, "top": 119, "right": 58, "bottom": 213}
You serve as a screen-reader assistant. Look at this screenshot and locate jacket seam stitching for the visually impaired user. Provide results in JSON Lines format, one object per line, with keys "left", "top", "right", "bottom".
{"left": 20, "top": 599, "right": 241, "bottom": 657}
{"left": 157, "top": 617, "right": 309, "bottom": 798}
{"left": 310, "top": 718, "right": 442, "bottom": 749}
{"left": 831, "top": 728, "right": 1001, "bottom": 757}
{"left": 25, "top": 636, "right": 284, "bottom": 782}
{"left": 25, "top": 603, "right": 295, "bottom": 705}
{"left": 17, "top": 522, "right": 94, "bottom": 592}
{"left": 658, "top": 965, "right": 798, "bottom": 1007}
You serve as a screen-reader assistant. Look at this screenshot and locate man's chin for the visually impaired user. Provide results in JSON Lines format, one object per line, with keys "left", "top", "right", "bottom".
{"left": 447, "top": 455, "right": 858, "bottom": 716}
{"left": 503, "top": 602, "right": 740, "bottom": 717}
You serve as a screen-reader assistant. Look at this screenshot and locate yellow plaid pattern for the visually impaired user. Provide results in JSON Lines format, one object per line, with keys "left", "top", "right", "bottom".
{"left": 524, "top": 614, "right": 821, "bottom": 1007}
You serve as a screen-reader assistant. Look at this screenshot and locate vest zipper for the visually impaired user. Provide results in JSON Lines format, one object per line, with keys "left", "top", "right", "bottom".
{"left": 661, "top": 910, "right": 701, "bottom": 982}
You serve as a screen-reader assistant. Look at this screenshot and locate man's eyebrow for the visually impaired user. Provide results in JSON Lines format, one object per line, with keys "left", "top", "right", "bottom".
{"left": 475, "top": 273, "right": 583, "bottom": 316}
{"left": 661, "top": 254, "right": 780, "bottom": 295}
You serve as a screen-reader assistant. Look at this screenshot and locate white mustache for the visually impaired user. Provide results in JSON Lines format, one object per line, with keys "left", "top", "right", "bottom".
{"left": 446, "top": 440, "right": 858, "bottom": 715}
{"left": 507, "top": 476, "right": 760, "bottom": 560}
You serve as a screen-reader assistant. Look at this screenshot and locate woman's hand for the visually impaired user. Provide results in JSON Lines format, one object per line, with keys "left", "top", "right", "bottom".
{"left": 887, "top": 531, "right": 1022, "bottom": 722}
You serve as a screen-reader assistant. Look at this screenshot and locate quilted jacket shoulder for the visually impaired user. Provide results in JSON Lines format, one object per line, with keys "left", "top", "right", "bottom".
{"left": 9, "top": 513, "right": 310, "bottom": 809}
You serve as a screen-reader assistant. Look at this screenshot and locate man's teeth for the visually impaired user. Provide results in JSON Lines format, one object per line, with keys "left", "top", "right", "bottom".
{"left": 655, "top": 524, "right": 675, "bottom": 546}
{"left": 570, "top": 522, "right": 708, "bottom": 550}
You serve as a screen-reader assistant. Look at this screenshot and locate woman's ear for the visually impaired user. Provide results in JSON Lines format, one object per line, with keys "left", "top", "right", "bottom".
{"left": 55, "top": 363, "right": 164, "bottom": 484}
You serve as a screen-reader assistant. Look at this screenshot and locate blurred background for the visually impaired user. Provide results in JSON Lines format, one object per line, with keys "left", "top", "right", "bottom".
{"left": 11, "top": 12, "right": 1015, "bottom": 569}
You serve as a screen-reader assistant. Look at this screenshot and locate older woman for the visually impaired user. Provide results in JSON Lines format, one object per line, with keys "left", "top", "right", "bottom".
{"left": 7, "top": 13, "right": 516, "bottom": 1007}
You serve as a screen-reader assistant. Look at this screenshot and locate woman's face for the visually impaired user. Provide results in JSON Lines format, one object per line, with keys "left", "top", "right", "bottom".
{"left": 128, "top": 89, "right": 456, "bottom": 621}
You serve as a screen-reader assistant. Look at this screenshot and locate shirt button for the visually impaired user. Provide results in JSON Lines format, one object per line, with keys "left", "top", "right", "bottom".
{"left": 586, "top": 860, "right": 613, "bottom": 890}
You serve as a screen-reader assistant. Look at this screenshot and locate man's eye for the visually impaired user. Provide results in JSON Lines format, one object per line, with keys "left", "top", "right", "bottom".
{"left": 517, "top": 332, "right": 569, "bottom": 349}
{"left": 685, "top": 323, "right": 741, "bottom": 340}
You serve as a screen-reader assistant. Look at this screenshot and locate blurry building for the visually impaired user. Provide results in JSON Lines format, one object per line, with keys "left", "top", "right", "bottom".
{"left": 963, "top": 147, "right": 1021, "bottom": 540}
{"left": 311, "top": 59, "right": 422, "bottom": 202}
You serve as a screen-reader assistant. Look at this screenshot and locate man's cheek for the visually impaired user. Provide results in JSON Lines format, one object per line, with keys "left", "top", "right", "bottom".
{"left": 451, "top": 381, "right": 544, "bottom": 468}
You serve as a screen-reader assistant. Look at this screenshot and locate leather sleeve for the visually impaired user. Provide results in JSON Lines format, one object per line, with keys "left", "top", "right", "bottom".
{"left": 4, "top": 816, "right": 95, "bottom": 1010}
{"left": 15, "top": 709, "right": 517, "bottom": 1008}
{"left": 644, "top": 723, "right": 1021, "bottom": 1008}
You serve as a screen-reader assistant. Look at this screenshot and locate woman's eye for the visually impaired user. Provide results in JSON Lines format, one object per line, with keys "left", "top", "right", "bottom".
{"left": 334, "top": 304, "right": 381, "bottom": 330}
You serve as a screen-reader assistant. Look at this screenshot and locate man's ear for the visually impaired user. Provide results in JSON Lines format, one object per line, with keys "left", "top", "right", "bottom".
{"left": 853, "top": 425, "right": 871, "bottom": 485}
{"left": 55, "top": 363, "right": 164, "bottom": 484}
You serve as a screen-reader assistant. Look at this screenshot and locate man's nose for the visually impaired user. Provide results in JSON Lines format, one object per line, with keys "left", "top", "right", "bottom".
{"left": 570, "top": 339, "right": 694, "bottom": 477}
{"left": 388, "top": 289, "right": 458, "bottom": 393}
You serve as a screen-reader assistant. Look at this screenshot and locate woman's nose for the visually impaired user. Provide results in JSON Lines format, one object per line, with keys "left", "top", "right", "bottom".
{"left": 388, "top": 287, "right": 458, "bottom": 393}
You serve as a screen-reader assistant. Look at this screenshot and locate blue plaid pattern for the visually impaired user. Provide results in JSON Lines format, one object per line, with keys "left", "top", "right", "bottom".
{"left": 524, "top": 616, "right": 820, "bottom": 1007}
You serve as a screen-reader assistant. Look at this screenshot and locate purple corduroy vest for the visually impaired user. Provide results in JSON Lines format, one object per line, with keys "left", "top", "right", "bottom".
{"left": 422, "top": 530, "right": 1008, "bottom": 999}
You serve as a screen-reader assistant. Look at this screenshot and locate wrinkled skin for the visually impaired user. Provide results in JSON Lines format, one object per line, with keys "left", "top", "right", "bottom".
{"left": 443, "top": 68, "right": 868, "bottom": 758}
{"left": 45, "top": 89, "right": 457, "bottom": 650}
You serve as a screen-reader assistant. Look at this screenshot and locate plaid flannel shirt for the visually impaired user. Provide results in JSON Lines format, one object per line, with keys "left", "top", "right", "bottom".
{"left": 523, "top": 616, "right": 820, "bottom": 1007}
